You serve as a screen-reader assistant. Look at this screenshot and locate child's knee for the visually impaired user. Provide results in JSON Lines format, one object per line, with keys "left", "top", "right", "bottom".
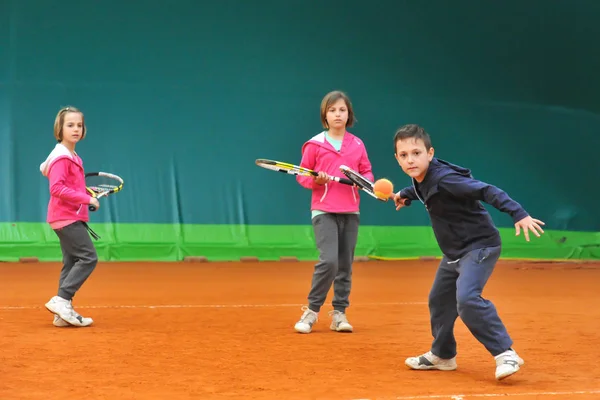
{"left": 318, "top": 258, "right": 338, "bottom": 275}
{"left": 456, "top": 292, "right": 479, "bottom": 315}
{"left": 82, "top": 251, "right": 98, "bottom": 268}
{"left": 428, "top": 290, "right": 447, "bottom": 308}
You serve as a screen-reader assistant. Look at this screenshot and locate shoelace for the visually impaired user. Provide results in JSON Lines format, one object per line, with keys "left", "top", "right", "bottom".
{"left": 64, "top": 301, "right": 84, "bottom": 319}
{"left": 328, "top": 311, "right": 349, "bottom": 325}
{"left": 300, "top": 307, "right": 317, "bottom": 323}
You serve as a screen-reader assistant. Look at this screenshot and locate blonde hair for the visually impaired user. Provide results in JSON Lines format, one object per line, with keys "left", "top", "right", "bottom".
{"left": 320, "top": 90, "right": 356, "bottom": 129}
{"left": 54, "top": 106, "right": 86, "bottom": 142}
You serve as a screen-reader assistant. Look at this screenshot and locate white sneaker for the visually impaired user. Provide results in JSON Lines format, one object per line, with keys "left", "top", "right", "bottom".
{"left": 45, "top": 296, "right": 93, "bottom": 327}
{"left": 53, "top": 314, "right": 70, "bottom": 327}
{"left": 329, "top": 310, "right": 353, "bottom": 332}
{"left": 68, "top": 301, "right": 94, "bottom": 327}
{"left": 495, "top": 349, "right": 524, "bottom": 380}
{"left": 52, "top": 307, "right": 93, "bottom": 327}
{"left": 294, "top": 306, "right": 318, "bottom": 333}
{"left": 405, "top": 351, "right": 458, "bottom": 371}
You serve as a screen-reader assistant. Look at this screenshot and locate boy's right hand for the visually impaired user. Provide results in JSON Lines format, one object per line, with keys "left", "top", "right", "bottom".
{"left": 314, "top": 171, "right": 330, "bottom": 185}
{"left": 393, "top": 192, "right": 409, "bottom": 210}
{"left": 89, "top": 197, "right": 100, "bottom": 210}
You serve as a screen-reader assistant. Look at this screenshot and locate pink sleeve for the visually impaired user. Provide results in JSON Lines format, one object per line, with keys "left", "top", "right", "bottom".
{"left": 296, "top": 143, "right": 317, "bottom": 189}
{"left": 358, "top": 147, "right": 375, "bottom": 182}
{"left": 48, "top": 159, "right": 93, "bottom": 205}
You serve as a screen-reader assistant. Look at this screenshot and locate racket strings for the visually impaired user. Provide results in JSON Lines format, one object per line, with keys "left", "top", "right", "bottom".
{"left": 345, "top": 172, "right": 372, "bottom": 190}
{"left": 256, "top": 160, "right": 312, "bottom": 176}
{"left": 88, "top": 184, "right": 118, "bottom": 192}
{"left": 86, "top": 177, "right": 119, "bottom": 194}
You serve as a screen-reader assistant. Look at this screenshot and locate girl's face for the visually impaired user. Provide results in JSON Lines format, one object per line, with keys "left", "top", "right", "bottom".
{"left": 326, "top": 98, "right": 348, "bottom": 130}
{"left": 62, "top": 112, "right": 84, "bottom": 145}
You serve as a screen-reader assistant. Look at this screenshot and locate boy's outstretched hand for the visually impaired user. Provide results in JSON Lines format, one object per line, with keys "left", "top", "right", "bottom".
{"left": 515, "top": 216, "right": 545, "bottom": 241}
{"left": 393, "top": 193, "right": 410, "bottom": 210}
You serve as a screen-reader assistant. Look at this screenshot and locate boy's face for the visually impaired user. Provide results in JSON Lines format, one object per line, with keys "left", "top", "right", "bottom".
{"left": 394, "top": 138, "right": 434, "bottom": 182}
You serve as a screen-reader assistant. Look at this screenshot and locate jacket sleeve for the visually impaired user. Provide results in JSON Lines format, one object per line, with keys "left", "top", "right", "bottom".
{"left": 438, "top": 174, "right": 530, "bottom": 223}
{"left": 358, "top": 145, "right": 375, "bottom": 182}
{"left": 296, "top": 143, "right": 318, "bottom": 189}
{"left": 399, "top": 186, "right": 418, "bottom": 201}
{"left": 48, "top": 159, "right": 93, "bottom": 205}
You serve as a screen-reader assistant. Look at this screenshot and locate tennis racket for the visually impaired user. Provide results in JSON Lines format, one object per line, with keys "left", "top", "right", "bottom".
{"left": 255, "top": 158, "right": 355, "bottom": 185}
{"left": 339, "top": 165, "right": 412, "bottom": 205}
{"left": 85, "top": 172, "right": 124, "bottom": 212}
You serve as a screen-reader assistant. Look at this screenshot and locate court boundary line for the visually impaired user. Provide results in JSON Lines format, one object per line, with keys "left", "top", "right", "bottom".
{"left": 0, "top": 301, "right": 427, "bottom": 311}
{"left": 351, "top": 389, "right": 600, "bottom": 400}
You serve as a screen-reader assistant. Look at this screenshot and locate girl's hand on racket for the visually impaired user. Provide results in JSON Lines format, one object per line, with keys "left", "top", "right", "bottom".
{"left": 515, "top": 216, "right": 545, "bottom": 241}
{"left": 89, "top": 197, "right": 100, "bottom": 210}
{"left": 314, "top": 171, "right": 331, "bottom": 185}
{"left": 393, "top": 193, "right": 409, "bottom": 210}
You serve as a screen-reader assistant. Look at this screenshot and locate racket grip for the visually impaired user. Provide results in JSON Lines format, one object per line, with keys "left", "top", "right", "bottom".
{"left": 391, "top": 195, "right": 412, "bottom": 206}
{"left": 337, "top": 177, "right": 354, "bottom": 185}
{"left": 88, "top": 204, "right": 97, "bottom": 212}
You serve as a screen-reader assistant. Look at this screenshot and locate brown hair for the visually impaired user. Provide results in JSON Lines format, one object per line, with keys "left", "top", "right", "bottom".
{"left": 54, "top": 106, "right": 86, "bottom": 142}
{"left": 320, "top": 90, "right": 356, "bottom": 129}
{"left": 394, "top": 124, "right": 433, "bottom": 152}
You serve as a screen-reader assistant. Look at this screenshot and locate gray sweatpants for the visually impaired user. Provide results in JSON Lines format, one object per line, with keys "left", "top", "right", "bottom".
{"left": 307, "top": 213, "right": 360, "bottom": 313}
{"left": 53, "top": 221, "right": 98, "bottom": 301}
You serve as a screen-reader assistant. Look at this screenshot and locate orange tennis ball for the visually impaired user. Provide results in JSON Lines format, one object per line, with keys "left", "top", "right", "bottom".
{"left": 373, "top": 178, "right": 394, "bottom": 200}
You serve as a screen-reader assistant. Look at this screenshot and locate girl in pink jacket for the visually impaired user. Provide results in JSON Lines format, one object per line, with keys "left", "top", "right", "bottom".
{"left": 294, "top": 91, "right": 374, "bottom": 334}
{"left": 39, "top": 106, "right": 100, "bottom": 327}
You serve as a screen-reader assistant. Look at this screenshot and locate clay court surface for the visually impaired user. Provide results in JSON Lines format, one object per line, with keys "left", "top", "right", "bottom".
{"left": 1, "top": 259, "right": 599, "bottom": 400}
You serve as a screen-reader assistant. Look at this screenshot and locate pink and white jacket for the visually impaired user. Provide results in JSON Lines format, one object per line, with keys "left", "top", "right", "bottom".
{"left": 39, "top": 143, "right": 93, "bottom": 227}
{"left": 296, "top": 131, "right": 374, "bottom": 213}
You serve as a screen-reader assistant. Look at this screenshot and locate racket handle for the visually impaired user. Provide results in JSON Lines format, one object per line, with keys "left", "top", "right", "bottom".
{"left": 89, "top": 196, "right": 100, "bottom": 212}
{"left": 336, "top": 177, "right": 354, "bottom": 185}
{"left": 389, "top": 195, "right": 412, "bottom": 206}
{"left": 312, "top": 173, "right": 353, "bottom": 186}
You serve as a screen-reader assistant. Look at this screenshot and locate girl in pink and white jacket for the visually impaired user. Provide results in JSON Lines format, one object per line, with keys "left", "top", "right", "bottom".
{"left": 293, "top": 91, "right": 374, "bottom": 334}
{"left": 39, "top": 106, "right": 99, "bottom": 327}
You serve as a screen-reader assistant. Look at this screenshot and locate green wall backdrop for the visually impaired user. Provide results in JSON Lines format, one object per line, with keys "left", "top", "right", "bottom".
{"left": 1, "top": 0, "right": 598, "bottom": 261}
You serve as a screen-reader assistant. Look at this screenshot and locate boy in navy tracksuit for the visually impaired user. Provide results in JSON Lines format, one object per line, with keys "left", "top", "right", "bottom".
{"left": 392, "top": 124, "right": 545, "bottom": 380}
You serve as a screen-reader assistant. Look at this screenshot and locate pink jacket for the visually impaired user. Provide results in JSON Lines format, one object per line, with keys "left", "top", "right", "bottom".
{"left": 296, "top": 131, "right": 374, "bottom": 213}
{"left": 39, "top": 144, "right": 92, "bottom": 224}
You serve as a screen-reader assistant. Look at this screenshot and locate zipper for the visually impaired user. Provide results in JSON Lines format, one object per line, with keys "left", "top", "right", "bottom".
{"left": 412, "top": 180, "right": 427, "bottom": 209}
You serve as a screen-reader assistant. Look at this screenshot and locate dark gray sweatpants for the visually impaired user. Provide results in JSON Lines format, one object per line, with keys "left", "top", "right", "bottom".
{"left": 53, "top": 221, "right": 98, "bottom": 301}
{"left": 429, "top": 245, "right": 513, "bottom": 358}
{"left": 307, "top": 213, "right": 359, "bottom": 313}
